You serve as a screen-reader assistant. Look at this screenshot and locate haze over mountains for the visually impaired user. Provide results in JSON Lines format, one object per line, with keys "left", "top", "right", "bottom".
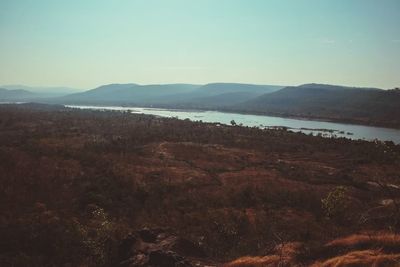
{"left": 0, "top": 87, "right": 37, "bottom": 101}
{"left": 1, "top": 82, "right": 400, "bottom": 128}
{"left": 1, "top": 85, "right": 82, "bottom": 98}
{"left": 53, "top": 83, "right": 283, "bottom": 108}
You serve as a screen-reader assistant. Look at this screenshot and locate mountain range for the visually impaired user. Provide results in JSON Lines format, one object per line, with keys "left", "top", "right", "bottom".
{"left": 1, "top": 82, "right": 399, "bottom": 128}
{"left": 0, "top": 87, "right": 38, "bottom": 101}
{"left": 1, "top": 85, "right": 82, "bottom": 97}
{"left": 235, "top": 84, "right": 400, "bottom": 127}
{"left": 51, "top": 83, "right": 283, "bottom": 108}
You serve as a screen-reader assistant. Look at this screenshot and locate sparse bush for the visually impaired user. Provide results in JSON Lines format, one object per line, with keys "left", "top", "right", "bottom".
{"left": 321, "top": 186, "right": 348, "bottom": 221}
{"left": 1, "top": 104, "right": 399, "bottom": 266}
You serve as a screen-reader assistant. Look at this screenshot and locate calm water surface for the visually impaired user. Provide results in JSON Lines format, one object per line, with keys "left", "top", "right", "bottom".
{"left": 66, "top": 105, "right": 400, "bottom": 144}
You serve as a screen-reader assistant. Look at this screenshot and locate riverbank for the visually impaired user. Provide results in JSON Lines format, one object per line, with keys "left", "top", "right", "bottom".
{"left": 113, "top": 101, "right": 400, "bottom": 130}
{"left": 65, "top": 104, "right": 400, "bottom": 144}
{"left": 55, "top": 99, "right": 400, "bottom": 130}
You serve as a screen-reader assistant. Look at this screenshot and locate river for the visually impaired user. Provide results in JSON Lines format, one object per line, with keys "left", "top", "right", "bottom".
{"left": 65, "top": 105, "right": 400, "bottom": 144}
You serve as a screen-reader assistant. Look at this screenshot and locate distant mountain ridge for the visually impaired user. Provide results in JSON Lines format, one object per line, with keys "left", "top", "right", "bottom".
{"left": 51, "top": 83, "right": 283, "bottom": 107}
{"left": 297, "top": 83, "right": 381, "bottom": 91}
{"left": 2, "top": 85, "right": 82, "bottom": 97}
{"left": 2, "top": 82, "right": 399, "bottom": 128}
{"left": 235, "top": 83, "right": 400, "bottom": 128}
{"left": 0, "top": 87, "right": 37, "bottom": 101}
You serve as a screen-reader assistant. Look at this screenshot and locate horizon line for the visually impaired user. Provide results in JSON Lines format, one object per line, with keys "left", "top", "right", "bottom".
{"left": 2, "top": 81, "right": 396, "bottom": 91}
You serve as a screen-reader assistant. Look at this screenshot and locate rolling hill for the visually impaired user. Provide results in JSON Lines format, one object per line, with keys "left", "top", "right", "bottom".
{"left": 0, "top": 87, "right": 37, "bottom": 101}
{"left": 235, "top": 83, "right": 400, "bottom": 128}
{"left": 17, "top": 82, "right": 400, "bottom": 128}
{"left": 51, "top": 83, "right": 283, "bottom": 107}
{"left": 1, "top": 103, "right": 399, "bottom": 266}
{"left": 54, "top": 83, "right": 200, "bottom": 105}
{"left": 2, "top": 85, "right": 82, "bottom": 97}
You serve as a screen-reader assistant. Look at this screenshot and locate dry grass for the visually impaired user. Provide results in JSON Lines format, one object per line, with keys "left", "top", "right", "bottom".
{"left": 312, "top": 249, "right": 400, "bottom": 267}
{"left": 325, "top": 232, "right": 400, "bottom": 252}
{"left": 309, "top": 233, "right": 400, "bottom": 266}
{"left": 1, "top": 105, "right": 400, "bottom": 266}
{"left": 222, "top": 255, "right": 282, "bottom": 267}
{"left": 223, "top": 242, "right": 302, "bottom": 267}
{"left": 224, "top": 234, "right": 400, "bottom": 266}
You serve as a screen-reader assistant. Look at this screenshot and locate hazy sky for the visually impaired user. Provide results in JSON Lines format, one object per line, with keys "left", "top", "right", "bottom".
{"left": 1, "top": 0, "right": 399, "bottom": 89}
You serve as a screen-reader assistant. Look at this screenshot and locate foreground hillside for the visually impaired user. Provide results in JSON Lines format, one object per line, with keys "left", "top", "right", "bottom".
{"left": 0, "top": 104, "right": 399, "bottom": 266}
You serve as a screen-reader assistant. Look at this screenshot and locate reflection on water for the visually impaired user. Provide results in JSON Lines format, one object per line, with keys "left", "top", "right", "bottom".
{"left": 65, "top": 105, "right": 400, "bottom": 144}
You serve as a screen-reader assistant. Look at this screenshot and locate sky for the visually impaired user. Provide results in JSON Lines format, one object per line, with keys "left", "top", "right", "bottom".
{"left": 0, "top": 0, "right": 399, "bottom": 89}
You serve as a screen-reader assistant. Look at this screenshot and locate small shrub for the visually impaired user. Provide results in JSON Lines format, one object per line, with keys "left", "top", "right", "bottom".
{"left": 321, "top": 186, "right": 348, "bottom": 220}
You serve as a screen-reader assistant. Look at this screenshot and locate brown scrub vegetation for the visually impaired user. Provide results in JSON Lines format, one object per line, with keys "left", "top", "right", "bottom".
{"left": 0, "top": 103, "right": 399, "bottom": 266}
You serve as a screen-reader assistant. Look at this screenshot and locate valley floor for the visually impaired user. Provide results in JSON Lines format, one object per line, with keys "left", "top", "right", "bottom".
{"left": 0, "top": 103, "right": 399, "bottom": 266}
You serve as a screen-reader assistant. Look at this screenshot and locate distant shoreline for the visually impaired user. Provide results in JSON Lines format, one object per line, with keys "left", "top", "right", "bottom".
{"left": 3, "top": 100, "right": 400, "bottom": 131}
{"left": 60, "top": 101, "right": 400, "bottom": 131}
